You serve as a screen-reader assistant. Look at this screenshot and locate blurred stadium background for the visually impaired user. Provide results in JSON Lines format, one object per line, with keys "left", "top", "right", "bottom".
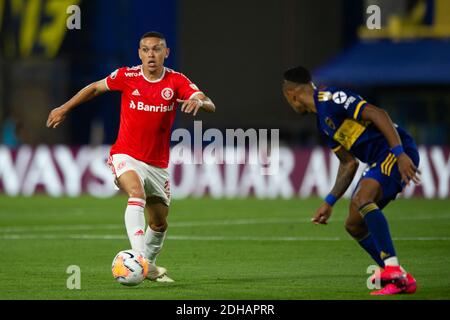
{"left": 0, "top": 0, "right": 450, "bottom": 299}
{"left": 0, "top": 0, "right": 449, "bottom": 199}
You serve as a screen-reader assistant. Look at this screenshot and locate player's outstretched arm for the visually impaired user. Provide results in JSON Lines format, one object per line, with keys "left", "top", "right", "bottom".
{"left": 312, "top": 147, "right": 358, "bottom": 225}
{"left": 361, "top": 104, "right": 421, "bottom": 185}
{"left": 46, "top": 79, "right": 109, "bottom": 128}
{"left": 177, "top": 93, "right": 215, "bottom": 116}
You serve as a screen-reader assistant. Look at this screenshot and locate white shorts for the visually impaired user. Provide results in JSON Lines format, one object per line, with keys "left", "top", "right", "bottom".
{"left": 107, "top": 154, "right": 171, "bottom": 206}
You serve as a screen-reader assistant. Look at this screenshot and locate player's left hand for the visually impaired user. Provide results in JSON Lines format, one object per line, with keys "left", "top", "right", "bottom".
{"left": 397, "top": 153, "right": 421, "bottom": 186}
{"left": 311, "top": 202, "right": 333, "bottom": 225}
{"left": 177, "top": 98, "right": 204, "bottom": 116}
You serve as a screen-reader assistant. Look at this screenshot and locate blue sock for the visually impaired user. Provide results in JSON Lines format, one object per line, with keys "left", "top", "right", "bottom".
{"left": 358, "top": 233, "right": 385, "bottom": 268}
{"left": 359, "top": 203, "right": 396, "bottom": 262}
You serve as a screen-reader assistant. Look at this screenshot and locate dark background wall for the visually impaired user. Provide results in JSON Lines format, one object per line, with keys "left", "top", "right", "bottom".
{"left": 177, "top": 0, "right": 344, "bottom": 140}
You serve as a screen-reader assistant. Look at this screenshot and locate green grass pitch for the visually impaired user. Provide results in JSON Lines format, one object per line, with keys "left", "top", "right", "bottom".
{"left": 0, "top": 195, "right": 449, "bottom": 300}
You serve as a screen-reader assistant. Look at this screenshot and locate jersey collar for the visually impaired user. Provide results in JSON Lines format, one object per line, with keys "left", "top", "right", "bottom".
{"left": 141, "top": 65, "right": 166, "bottom": 83}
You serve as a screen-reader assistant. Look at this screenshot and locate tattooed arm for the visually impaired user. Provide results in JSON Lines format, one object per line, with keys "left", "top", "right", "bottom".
{"left": 329, "top": 147, "right": 359, "bottom": 198}
{"left": 311, "top": 147, "right": 359, "bottom": 224}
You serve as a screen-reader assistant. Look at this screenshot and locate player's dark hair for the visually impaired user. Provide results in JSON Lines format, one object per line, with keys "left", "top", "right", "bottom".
{"left": 283, "top": 66, "right": 312, "bottom": 84}
{"left": 140, "top": 31, "right": 166, "bottom": 42}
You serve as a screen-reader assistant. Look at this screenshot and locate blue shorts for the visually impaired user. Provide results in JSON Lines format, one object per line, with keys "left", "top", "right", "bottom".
{"left": 355, "top": 145, "right": 420, "bottom": 209}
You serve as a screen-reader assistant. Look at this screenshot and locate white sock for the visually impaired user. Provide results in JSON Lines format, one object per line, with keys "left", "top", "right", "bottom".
{"left": 124, "top": 197, "right": 146, "bottom": 254}
{"left": 384, "top": 256, "right": 399, "bottom": 267}
{"left": 144, "top": 227, "right": 166, "bottom": 264}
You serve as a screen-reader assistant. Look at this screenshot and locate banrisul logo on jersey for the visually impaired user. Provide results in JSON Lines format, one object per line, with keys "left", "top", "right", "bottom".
{"left": 129, "top": 100, "right": 174, "bottom": 112}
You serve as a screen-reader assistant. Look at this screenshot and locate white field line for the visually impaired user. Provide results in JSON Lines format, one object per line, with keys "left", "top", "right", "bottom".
{"left": 0, "top": 214, "right": 449, "bottom": 233}
{"left": 1, "top": 234, "right": 450, "bottom": 241}
{"left": 0, "top": 224, "right": 122, "bottom": 233}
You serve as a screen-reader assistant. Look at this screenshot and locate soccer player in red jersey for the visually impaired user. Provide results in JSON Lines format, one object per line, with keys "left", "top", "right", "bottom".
{"left": 46, "top": 31, "right": 216, "bottom": 282}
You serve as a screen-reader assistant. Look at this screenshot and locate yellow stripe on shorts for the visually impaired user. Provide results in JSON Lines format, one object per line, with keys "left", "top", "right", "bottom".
{"left": 387, "top": 157, "right": 397, "bottom": 176}
{"left": 381, "top": 153, "right": 394, "bottom": 175}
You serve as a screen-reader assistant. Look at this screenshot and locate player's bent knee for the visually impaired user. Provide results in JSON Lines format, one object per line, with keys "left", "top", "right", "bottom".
{"left": 344, "top": 216, "right": 367, "bottom": 238}
{"left": 345, "top": 221, "right": 360, "bottom": 237}
{"left": 345, "top": 223, "right": 367, "bottom": 239}
{"left": 127, "top": 187, "right": 145, "bottom": 200}
{"left": 149, "top": 222, "right": 168, "bottom": 232}
{"left": 345, "top": 219, "right": 356, "bottom": 235}
{"left": 351, "top": 193, "right": 374, "bottom": 210}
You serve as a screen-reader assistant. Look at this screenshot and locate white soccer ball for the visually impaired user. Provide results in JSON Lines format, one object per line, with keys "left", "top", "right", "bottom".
{"left": 111, "top": 250, "right": 149, "bottom": 286}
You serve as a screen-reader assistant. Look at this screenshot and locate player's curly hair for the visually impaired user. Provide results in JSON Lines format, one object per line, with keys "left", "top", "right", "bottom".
{"left": 283, "top": 66, "right": 311, "bottom": 84}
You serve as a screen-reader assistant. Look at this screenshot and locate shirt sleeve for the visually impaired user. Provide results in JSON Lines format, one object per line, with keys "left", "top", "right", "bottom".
{"left": 330, "top": 89, "right": 368, "bottom": 121}
{"left": 104, "top": 67, "right": 126, "bottom": 92}
{"left": 176, "top": 73, "right": 203, "bottom": 100}
{"left": 325, "top": 135, "right": 342, "bottom": 153}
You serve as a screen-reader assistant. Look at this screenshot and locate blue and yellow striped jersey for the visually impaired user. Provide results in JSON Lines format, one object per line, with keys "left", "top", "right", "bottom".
{"left": 314, "top": 87, "right": 414, "bottom": 164}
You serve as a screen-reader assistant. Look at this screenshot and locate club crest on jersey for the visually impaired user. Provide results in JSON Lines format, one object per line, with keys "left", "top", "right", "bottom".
{"left": 161, "top": 88, "right": 174, "bottom": 100}
{"left": 318, "top": 91, "right": 332, "bottom": 102}
{"left": 332, "top": 91, "right": 347, "bottom": 104}
{"left": 325, "top": 117, "right": 336, "bottom": 130}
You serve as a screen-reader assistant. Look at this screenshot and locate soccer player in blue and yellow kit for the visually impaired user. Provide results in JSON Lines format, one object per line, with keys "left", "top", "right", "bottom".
{"left": 282, "top": 66, "right": 421, "bottom": 295}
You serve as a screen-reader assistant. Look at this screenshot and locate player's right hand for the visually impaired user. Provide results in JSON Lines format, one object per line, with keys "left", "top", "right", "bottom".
{"left": 311, "top": 202, "right": 333, "bottom": 225}
{"left": 46, "top": 106, "right": 68, "bottom": 128}
{"left": 397, "top": 153, "right": 421, "bottom": 186}
{"left": 177, "top": 98, "right": 204, "bottom": 116}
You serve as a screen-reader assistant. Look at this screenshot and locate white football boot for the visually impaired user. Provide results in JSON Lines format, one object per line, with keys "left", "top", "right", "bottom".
{"left": 146, "top": 263, "right": 174, "bottom": 282}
